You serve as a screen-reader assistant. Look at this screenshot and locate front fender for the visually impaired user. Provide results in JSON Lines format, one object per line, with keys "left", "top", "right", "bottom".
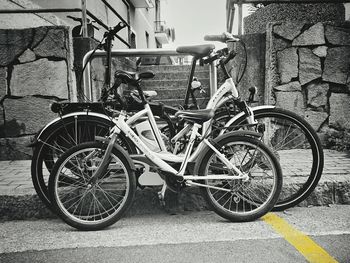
{"left": 95, "top": 136, "right": 136, "bottom": 171}
{"left": 193, "top": 130, "right": 262, "bottom": 176}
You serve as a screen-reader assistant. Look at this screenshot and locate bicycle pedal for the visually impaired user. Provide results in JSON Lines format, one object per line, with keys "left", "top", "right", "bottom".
{"left": 158, "top": 191, "right": 166, "bottom": 207}
{"left": 159, "top": 199, "right": 166, "bottom": 207}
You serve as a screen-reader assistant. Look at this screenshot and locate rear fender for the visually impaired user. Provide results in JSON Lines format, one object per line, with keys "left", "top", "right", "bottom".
{"left": 35, "top": 112, "right": 112, "bottom": 141}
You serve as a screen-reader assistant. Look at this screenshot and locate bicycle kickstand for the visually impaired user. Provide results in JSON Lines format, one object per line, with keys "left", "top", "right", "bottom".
{"left": 158, "top": 183, "right": 167, "bottom": 207}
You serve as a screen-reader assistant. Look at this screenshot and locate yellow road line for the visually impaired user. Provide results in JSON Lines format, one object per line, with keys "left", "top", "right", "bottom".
{"left": 263, "top": 213, "right": 338, "bottom": 263}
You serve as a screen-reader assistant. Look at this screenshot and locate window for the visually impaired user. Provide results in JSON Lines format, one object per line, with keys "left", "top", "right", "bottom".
{"left": 145, "top": 31, "right": 150, "bottom": 48}
{"left": 130, "top": 32, "right": 136, "bottom": 48}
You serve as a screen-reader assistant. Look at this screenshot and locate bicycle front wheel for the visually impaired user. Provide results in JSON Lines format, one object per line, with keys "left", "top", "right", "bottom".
{"left": 48, "top": 141, "right": 136, "bottom": 231}
{"left": 214, "top": 107, "right": 324, "bottom": 211}
{"left": 31, "top": 115, "right": 135, "bottom": 210}
{"left": 198, "top": 134, "right": 282, "bottom": 222}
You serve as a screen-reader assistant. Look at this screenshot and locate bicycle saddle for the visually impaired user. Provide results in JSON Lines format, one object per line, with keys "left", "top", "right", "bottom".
{"left": 175, "top": 108, "right": 214, "bottom": 123}
{"left": 115, "top": 69, "right": 155, "bottom": 84}
{"left": 176, "top": 44, "right": 215, "bottom": 58}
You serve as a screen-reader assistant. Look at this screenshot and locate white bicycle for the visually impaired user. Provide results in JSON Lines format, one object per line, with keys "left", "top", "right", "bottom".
{"left": 48, "top": 71, "right": 283, "bottom": 231}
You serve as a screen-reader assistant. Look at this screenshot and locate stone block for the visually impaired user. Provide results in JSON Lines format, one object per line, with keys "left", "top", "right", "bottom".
{"left": 292, "top": 22, "right": 325, "bottom": 46}
{"left": 325, "top": 25, "right": 350, "bottom": 46}
{"left": 277, "top": 47, "right": 298, "bottom": 84}
{"left": 3, "top": 96, "right": 57, "bottom": 136}
{"left": 302, "top": 181, "right": 335, "bottom": 206}
{"left": 329, "top": 93, "right": 350, "bottom": 129}
{"left": 299, "top": 48, "right": 322, "bottom": 85}
{"left": 0, "top": 28, "right": 33, "bottom": 66}
{"left": 0, "top": 195, "right": 54, "bottom": 220}
{"left": 18, "top": 49, "right": 36, "bottom": 63}
{"left": 0, "top": 67, "right": 7, "bottom": 98}
{"left": 33, "top": 28, "right": 68, "bottom": 59}
{"left": 304, "top": 110, "right": 328, "bottom": 131}
{"left": 306, "top": 82, "right": 329, "bottom": 107}
{"left": 273, "top": 37, "right": 291, "bottom": 52}
{"left": 335, "top": 180, "right": 350, "bottom": 204}
{"left": 274, "top": 81, "right": 301, "bottom": 92}
{"left": 0, "top": 136, "right": 33, "bottom": 160}
{"left": 0, "top": 106, "right": 4, "bottom": 129}
{"left": 10, "top": 58, "right": 68, "bottom": 99}
{"left": 329, "top": 83, "right": 349, "bottom": 93}
{"left": 275, "top": 91, "right": 305, "bottom": 116}
{"left": 31, "top": 27, "right": 49, "bottom": 49}
{"left": 323, "top": 47, "right": 350, "bottom": 85}
{"left": 273, "top": 21, "right": 304, "bottom": 40}
{"left": 312, "top": 46, "right": 328, "bottom": 58}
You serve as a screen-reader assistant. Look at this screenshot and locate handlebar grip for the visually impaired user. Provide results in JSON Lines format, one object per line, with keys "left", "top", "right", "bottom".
{"left": 204, "top": 32, "right": 240, "bottom": 43}
{"left": 223, "top": 50, "right": 237, "bottom": 64}
{"left": 204, "top": 34, "right": 227, "bottom": 43}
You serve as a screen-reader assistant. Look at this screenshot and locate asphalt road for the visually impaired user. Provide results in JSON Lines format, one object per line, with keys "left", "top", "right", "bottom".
{"left": 0, "top": 205, "right": 349, "bottom": 263}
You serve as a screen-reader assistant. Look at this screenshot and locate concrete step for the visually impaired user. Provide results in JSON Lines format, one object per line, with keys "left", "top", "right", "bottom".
{"left": 139, "top": 64, "right": 209, "bottom": 73}
{"left": 147, "top": 70, "right": 210, "bottom": 81}
{"left": 1, "top": 148, "right": 349, "bottom": 221}
{"left": 152, "top": 98, "right": 210, "bottom": 108}
{"left": 142, "top": 79, "right": 210, "bottom": 90}
{"left": 145, "top": 87, "right": 209, "bottom": 100}
{"left": 1, "top": 174, "right": 350, "bottom": 221}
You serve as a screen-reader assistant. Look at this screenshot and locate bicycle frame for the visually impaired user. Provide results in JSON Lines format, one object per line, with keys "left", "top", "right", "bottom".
{"left": 92, "top": 103, "right": 248, "bottom": 186}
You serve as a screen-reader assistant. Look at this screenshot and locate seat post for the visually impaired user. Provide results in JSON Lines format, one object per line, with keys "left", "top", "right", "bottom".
{"left": 183, "top": 57, "right": 198, "bottom": 110}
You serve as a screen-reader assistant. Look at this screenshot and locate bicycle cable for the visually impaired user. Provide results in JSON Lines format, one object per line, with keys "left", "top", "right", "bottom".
{"left": 236, "top": 40, "right": 247, "bottom": 85}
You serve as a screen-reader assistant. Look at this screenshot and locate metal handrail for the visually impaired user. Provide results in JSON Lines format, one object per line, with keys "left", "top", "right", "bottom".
{"left": 82, "top": 49, "right": 217, "bottom": 101}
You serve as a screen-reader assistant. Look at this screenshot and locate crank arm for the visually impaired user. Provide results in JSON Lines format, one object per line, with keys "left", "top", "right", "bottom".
{"left": 185, "top": 180, "right": 231, "bottom": 192}
{"left": 183, "top": 174, "right": 248, "bottom": 181}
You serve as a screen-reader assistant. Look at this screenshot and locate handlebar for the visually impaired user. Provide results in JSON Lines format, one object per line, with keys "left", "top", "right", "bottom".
{"left": 204, "top": 32, "right": 240, "bottom": 43}
{"left": 202, "top": 48, "right": 237, "bottom": 66}
{"left": 109, "top": 22, "right": 127, "bottom": 37}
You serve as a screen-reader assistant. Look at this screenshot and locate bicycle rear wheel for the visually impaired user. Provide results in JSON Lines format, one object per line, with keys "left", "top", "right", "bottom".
{"left": 214, "top": 107, "right": 324, "bottom": 211}
{"left": 198, "top": 134, "right": 282, "bottom": 222}
{"left": 48, "top": 141, "right": 136, "bottom": 230}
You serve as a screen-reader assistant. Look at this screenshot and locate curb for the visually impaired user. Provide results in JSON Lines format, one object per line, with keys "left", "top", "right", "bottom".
{"left": 1, "top": 179, "right": 349, "bottom": 221}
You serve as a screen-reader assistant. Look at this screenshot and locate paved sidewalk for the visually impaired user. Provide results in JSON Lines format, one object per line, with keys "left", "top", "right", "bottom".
{"left": 0, "top": 149, "right": 349, "bottom": 220}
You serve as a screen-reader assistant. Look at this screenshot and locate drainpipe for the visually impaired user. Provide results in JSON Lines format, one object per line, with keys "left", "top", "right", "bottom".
{"left": 81, "top": 0, "right": 88, "bottom": 37}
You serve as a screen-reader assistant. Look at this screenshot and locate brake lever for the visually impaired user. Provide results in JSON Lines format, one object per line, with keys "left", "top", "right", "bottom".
{"left": 223, "top": 50, "right": 237, "bottom": 64}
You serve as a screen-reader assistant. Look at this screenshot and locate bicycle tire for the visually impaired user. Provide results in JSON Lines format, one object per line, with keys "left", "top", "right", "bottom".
{"left": 48, "top": 141, "right": 136, "bottom": 230}
{"left": 198, "top": 134, "right": 282, "bottom": 222}
{"left": 214, "top": 107, "right": 324, "bottom": 211}
{"left": 31, "top": 115, "right": 136, "bottom": 210}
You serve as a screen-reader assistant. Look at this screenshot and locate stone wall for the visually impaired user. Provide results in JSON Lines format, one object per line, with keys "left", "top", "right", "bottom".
{"left": 266, "top": 21, "right": 350, "bottom": 149}
{"left": 0, "top": 26, "right": 74, "bottom": 160}
{"left": 244, "top": 3, "right": 345, "bottom": 34}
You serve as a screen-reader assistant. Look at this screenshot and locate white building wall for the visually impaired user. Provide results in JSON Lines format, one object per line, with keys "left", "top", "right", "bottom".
{"left": 0, "top": 0, "right": 158, "bottom": 48}
{"left": 130, "top": 8, "right": 157, "bottom": 49}
{"left": 345, "top": 3, "right": 350, "bottom": 20}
